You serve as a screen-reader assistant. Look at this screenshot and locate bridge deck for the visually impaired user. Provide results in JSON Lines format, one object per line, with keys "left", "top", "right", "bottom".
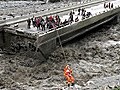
{"left": 0, "top": 0, "right": 104, "bottom": 26}
{"left": 8, "top": 0, "right": 120, "bottom": 36}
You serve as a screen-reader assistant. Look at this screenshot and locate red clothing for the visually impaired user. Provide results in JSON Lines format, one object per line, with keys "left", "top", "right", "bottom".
{"left": 65, "top": 74, "right": 75, "bottom": 84}
{"left": 36, "top": 18, "right": 40, "bottom": 27}
{"left": 64, "top": 65, "right": 75, "bottom": 84}
{"left": 49, "top": 16, "right": 53, "bottom": 21}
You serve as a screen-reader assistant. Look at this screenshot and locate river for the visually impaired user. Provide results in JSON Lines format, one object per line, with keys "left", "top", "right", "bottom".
{"left": 0, "top": 20, "right": 120, "bottom": 90}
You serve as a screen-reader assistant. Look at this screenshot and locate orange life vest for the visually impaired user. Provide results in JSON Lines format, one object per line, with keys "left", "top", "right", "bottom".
{"left": 64, "top": 65, "right": 75, "bottom": 84}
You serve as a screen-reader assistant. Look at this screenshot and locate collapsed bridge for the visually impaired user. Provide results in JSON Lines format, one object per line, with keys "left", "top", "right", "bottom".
{"left": 0, "top": 0, "right": 120, "bottom": 60}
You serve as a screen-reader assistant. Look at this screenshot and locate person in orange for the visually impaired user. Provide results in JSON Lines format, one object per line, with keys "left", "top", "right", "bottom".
{"left": 64, "top": 65, "right": 75, "bottom": 87}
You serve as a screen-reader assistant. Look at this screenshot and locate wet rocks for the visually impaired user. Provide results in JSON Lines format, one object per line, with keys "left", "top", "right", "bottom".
{"left": 83, "top": 75, "right": 120, "bottom": 90}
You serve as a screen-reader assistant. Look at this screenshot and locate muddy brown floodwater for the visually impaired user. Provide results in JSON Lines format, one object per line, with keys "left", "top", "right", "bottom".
{"left": 0, "top": 20, "right": 120, "bottom": 90}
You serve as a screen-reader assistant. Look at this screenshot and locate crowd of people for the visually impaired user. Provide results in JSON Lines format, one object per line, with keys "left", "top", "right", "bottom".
{"left": 27, "top": 15, "right": 61, "bottom": 30}
{"left": 27, "top": 1, "right": 114, "bottom": 31}
{"left": 27, "top": 7, "right": 92, "bottom": 31}
{"left": 104, "top": 2, "right": 114, "bottom": 9}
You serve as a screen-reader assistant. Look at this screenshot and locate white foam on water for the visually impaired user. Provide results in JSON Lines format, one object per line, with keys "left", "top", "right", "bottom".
{"left": 102, "top": 40, "right": 120, "bottom": 47}
{"left": 62, "top": 84, "right": 81, "bottom": 90}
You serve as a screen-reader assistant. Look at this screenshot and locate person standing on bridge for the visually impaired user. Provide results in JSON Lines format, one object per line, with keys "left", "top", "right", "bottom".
{"left": 50, "top": 15, "right": 56, "bottom": 25}
{"left": 81, "top": 8, "right": 84, "bottom": 16}
{"left": 55, "top": 15, "right": 61, "bottom": 27}
{"left": 31, "top": 16, "right": 36, "bottom": 27}
{"left": 78, "top": 8, "right": 81, "bottom": 15}
{"left": 104, "top": 2, "right": 107, "bottom": 8}
{"left": 49, "top": 15, "right": 56, "bottom": 29}
{"left": 109, "top": 2, "right": 111, "bottom": 9}
{"left": 36, "top": 18, "right": 40, "bottom": 30}
{"left": 27, "top": 18, "right": 31, "bottom": 29}
{"left": 39, "top": 16, "right": 45, "bottom": 31}
{"left": 41, "top": 19, "right": 46, "bottom": 31}
{"left": 81, "top": 8, "right": 86, "bottom": 20}
{"left": 72, "top": 9, "right": 75, "bottom": 14}
{"left": 69, "top": 11, "right": 74, "bottom": 24}
{"left": 111, "top": 3, "right": 113, "bottom": 8}
{"left": 46, "top": 16, "right": 49, "bottom": 29}
{"left": 47, "top": 20, "right": 53, "bottom": 30}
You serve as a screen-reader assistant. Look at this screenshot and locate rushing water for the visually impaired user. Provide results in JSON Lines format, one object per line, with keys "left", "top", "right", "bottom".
{"left": 0, "top": 20, "right": 120, "bottom": 90}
